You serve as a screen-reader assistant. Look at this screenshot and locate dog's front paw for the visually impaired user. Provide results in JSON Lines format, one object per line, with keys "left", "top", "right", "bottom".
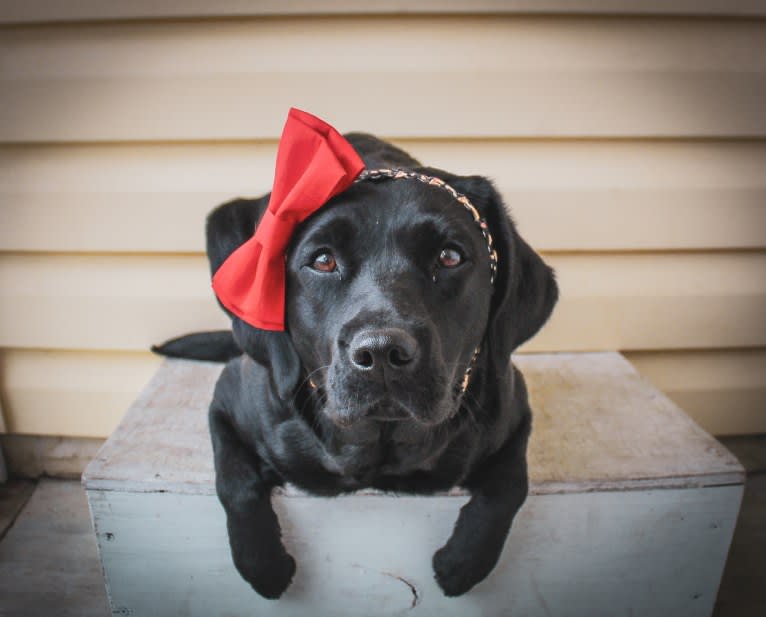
{"left": 232, "top": 544, "right": 296, "bottom": 599}
{"left": 432, "top": 542, "right": 496, "bottom": 597}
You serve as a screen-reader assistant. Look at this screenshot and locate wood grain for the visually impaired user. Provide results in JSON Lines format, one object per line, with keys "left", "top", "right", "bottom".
{"left": 88, "top": 485, "right": 742, "bottom": 617}
{"left": 82, "top": 353, "right": 744, "bottom": 615}
{"left": 82, "top": 354, "right": 744, "bottom": 496}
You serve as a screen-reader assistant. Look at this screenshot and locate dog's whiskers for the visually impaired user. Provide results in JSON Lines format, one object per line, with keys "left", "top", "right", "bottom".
{"left": 293, "top": 366, "right": 331, "bottom": 426}
{"left": 294, "top": 365, "right": 331, "bottom": 400}
{"left": 457, "top": 389, "right": 485, "bottom": 435}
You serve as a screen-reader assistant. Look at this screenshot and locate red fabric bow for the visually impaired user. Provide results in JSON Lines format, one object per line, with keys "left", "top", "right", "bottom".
{"left": 212, "top": 108, "right": 365, "bottom": 331}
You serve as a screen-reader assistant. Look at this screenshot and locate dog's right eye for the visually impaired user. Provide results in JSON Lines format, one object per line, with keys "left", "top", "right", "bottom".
{"left": 310, "top": 252, "right": 337, "bottom": 273}
{"left": 438, "top": 247, "right": 463, "bottom": 268}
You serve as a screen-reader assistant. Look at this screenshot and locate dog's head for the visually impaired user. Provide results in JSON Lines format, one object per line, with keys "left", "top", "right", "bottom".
{"left": 208, "top": 159, "right": 557, "bottom": 428}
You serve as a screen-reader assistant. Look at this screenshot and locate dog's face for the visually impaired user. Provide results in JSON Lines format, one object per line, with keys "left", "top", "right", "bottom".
{"left": 285, "top": 180, "right": 494, "bottom": 427}
{"left": 222, "top": 167, "right": 557, "bottom": 427}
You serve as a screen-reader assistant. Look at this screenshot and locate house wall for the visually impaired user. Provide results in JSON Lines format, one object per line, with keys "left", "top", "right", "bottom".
{"left": 1, "top": 2, "right": 764, "bottom": 438}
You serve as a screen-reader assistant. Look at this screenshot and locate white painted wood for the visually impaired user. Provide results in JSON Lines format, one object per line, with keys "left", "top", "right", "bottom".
{"left": 83, "top": 354, "right": 744, "bottom": 496}
{"left": 83, "top": 353, "right": 744, "bottom": 615}
{"left": 521, "top": 353, "right": 744, "bottom": 493}
{"left": 87, "top": 485, "right": 742, "bottom": 617}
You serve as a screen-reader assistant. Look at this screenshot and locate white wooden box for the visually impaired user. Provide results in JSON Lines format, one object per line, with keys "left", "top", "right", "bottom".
{"left": 83, "top": 353, "right": 744, "bottom": 617}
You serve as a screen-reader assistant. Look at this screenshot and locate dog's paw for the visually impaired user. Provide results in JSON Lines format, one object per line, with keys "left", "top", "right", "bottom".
{"left": 234, "top": 547, "right": 296, "bottom": 599}
{"left": 432, "top": 543, "right": 492, "bottom": 597}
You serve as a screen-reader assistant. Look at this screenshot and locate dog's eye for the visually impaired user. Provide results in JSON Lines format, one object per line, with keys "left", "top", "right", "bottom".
{"left": 438, "top": 247, "right": 463, "bottom": 268}
{"left": 310, "top": 252, "right": 337, "bottom": 273}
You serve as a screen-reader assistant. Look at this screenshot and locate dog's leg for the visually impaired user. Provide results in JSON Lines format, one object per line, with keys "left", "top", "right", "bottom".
{"left": 433, "top": 412, "right": 531, "bottom": 597}
{"left": 209, "top": 407, "right": 296, "bottom": 599}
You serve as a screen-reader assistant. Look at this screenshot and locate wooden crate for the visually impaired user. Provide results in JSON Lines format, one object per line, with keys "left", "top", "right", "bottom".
{"left": 83, "top": 353, "right": 744, "bottom": 617}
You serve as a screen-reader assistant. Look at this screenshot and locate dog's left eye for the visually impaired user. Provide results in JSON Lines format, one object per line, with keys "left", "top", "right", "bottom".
{"left": 438, "top": 247, "right": 463, "bottom": 268}
{"left": 310, "top": 252, "right": 337, "bottom": 273}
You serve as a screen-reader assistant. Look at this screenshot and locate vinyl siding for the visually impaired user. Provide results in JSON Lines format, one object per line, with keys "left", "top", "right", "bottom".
{"left": 2, "top": 17, "right": 766, "bottom": 141}
{"left": 2, "top": 1, "right": 765, "bottom": 22}
{"left": 0, "top": 11, "right": 764, "bottom": 437}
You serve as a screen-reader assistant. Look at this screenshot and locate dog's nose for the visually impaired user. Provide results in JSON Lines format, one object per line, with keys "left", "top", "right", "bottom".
{"left": 349, "top": 329, "right": 418, "bottom": 373}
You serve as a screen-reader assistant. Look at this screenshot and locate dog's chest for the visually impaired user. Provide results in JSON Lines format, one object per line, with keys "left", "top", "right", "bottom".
{"left": 319, "top": 422, "right": 452, "bottom": 487}
{"left": 270, "top": 413, "right": 466, "bottom": 492}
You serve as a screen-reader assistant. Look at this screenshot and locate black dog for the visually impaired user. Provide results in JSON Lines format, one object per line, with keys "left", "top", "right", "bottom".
{"left": 155, "top": 133, "right": 557, "bottom": 598}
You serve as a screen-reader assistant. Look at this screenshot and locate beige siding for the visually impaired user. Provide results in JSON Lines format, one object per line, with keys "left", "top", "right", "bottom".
{"left": 626, "top": 350, "right": 766, "bottom": 436}
{"left": 2, "top": 18, "right": 766, "bottom": 141}
{"left": 0, "top": 350, "right": 161, "bottom": 437}
{"left": 3, "top": 347, "right": 757, "bottom": 438}
{"left": 1, "top": 252, "right": 764, "bottom": 353}
{"left": 3, "top": 141, "right": 766, "bottom": 253}
{"left": 2, "top": 1, "right": 765, "bottom": 22}
{"left": 0, "top": 12, "right": 764, "bottom": 438}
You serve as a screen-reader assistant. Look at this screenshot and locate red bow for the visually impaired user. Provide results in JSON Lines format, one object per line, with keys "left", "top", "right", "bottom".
{"left": 212, "top": 108, "right": 365, "bottom": 331}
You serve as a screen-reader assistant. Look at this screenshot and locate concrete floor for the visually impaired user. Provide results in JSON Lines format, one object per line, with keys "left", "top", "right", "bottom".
{"left": 713, "top": 436, "right": 766, "bottom": 617}
{"left": 0, "top": 436, "right": 763, "bottom": 617}
{"left": 0, "top": 479, "right": 109, "bottom": 617}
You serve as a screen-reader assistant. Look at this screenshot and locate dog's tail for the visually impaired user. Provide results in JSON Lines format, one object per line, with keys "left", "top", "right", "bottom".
{"left": 151, "top": 331, "right": 241, "bottom": 363}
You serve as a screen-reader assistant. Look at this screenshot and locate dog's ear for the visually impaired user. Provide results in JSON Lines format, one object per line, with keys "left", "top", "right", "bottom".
{"left": 206, "top": 197, "right": 303, "bottom": 400}
{"left": 434, "top": 173, "right": 558, "bottom": 367}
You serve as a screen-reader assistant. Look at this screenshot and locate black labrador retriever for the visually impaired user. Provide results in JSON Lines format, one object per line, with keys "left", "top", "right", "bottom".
{"left": 155, "top": 133, "right": 558, "bottom": 598}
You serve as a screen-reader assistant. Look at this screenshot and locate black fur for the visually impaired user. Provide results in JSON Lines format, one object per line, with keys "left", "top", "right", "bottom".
{"left": 155, "top": 133, "right": 557, "bottom": 598}
{"left": 151, "top": 331, "right": 241, "bottom": 362}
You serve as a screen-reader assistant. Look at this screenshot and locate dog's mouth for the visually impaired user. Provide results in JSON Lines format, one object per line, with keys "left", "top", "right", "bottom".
{"left": 325, "top": 399, "right": 412, "bottom": 428}
{"left": 362, "top": 401, "right": 411, "bottom": 423}
{"left": 321, "top": 375, "right": 456, "bottom": 429}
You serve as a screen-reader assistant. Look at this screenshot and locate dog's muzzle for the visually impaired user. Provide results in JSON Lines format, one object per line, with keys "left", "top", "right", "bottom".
{"left": 347, "top": 328, "right": 420, "bottom": 379}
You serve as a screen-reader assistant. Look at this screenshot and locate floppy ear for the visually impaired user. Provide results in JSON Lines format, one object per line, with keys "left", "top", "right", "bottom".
{"left": 206, "top": 197, "right": 303, "bottom": 400}
{"left": 435, "top": 174, "right": 558, "bottom": 368}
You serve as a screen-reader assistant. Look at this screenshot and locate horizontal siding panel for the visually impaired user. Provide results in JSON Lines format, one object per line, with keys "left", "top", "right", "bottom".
{"left": 4, "top": 141, "right": 765, "bottom": 253}
{"left": 0, "top": 255, "right": 230, "bottom": 352}
{"left": 2, "top": 18, "right": 765, "bottom": 141}
{"left": 0, "top": 253, "right": 764, "bottom": 353}
{"left": 534, "top": 252, "right": 766, "bottom": 352}
{"left": 626, "top": 350, "right": 766, "bottom": 436}
{"left": 5, "top": 17, "right": 765, "bottom": 78}
{"left": 3, "top": 1, "right": 766, "bottom": 23}
{"left": 0, "top": 349, "right": 161, "bottom": 437}
{"left": 1, "top": 348, "right": 762, "bottom": 440}
{"left": 4, "top": 72, "right": 762, "bottom": 142}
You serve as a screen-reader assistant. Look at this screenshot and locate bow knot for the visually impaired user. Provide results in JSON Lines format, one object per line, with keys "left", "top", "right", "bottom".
{"left": 212, "top": 108, "right": 365, "bottom": 331}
